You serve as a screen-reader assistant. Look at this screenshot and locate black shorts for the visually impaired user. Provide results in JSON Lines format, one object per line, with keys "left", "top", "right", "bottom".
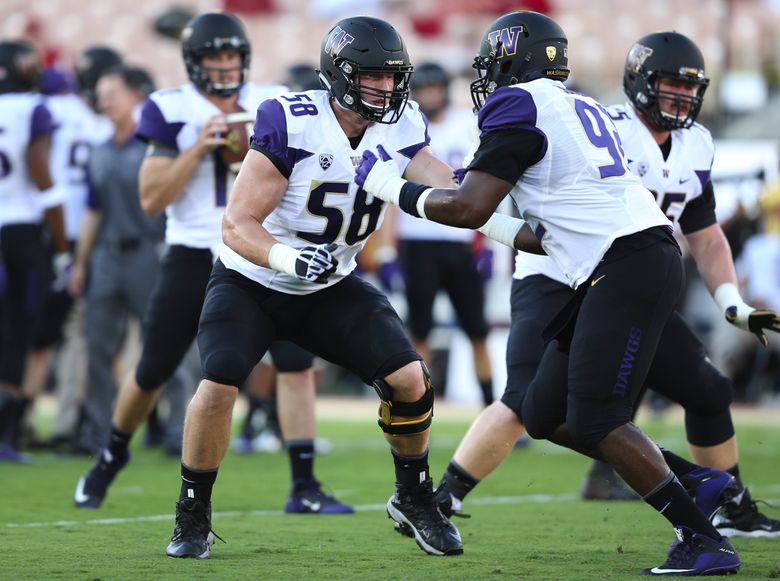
{"left": 268, "top": 340, "right": 314, "bottom": 373}
{"left": 399, "top": 240, "right": 488, "bottom": 340}
{"left": 198, "top": 261, "right": 420, "bottom": 387}
{"left": 521, "top": 229, "right": 683, "bottom": 447}
{"left": 501, "top": 275, "right": 572, "bottom": 415}
{"left": 33, "top": 239, "right": 75, "bottom": 349}
{"left": 135, "top": 245, "right": 214, "bottom": 391}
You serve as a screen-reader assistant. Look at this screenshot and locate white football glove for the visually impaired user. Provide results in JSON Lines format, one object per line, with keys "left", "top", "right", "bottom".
{"left": 268, "top": 243, "right": 339, "bottom": 284}
{"left": 354, "top": 145, "right": 405, "bottom": 204}
{"left": 52, "top": 252, "right": 73, "bottom": 292}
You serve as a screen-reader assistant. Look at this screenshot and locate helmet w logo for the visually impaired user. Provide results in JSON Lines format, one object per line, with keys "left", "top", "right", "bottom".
{"left": 324, "top": 26, "right": 355, "bottom": 57}
{"left": 488, "top": 26, "right": 525, "bottom": 59}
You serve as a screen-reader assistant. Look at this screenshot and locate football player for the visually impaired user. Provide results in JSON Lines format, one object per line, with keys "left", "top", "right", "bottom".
{"left": 355, "top": 11, "right": 756, "bottom": 575}
{"left": 160, "top": 15, "right": 522, "bottom": 559}
{"left": 0, "top": 40, "right": 70, "bottom": 463}
{"left": 73, "top": 12, "right": 352, "bottom": 517}
{"left": 22, "top": 54, "right": 119, "bottom": 452}
{"left": 432, "top": 30, "right": 780, "bottom": 540}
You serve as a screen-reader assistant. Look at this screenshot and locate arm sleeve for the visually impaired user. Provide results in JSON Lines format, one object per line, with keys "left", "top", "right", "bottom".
{"left": 467, "top": 129, "right": 546, "bottom": 185}
{"left": 679, "top": 181, "right": 717, "bottom": 234}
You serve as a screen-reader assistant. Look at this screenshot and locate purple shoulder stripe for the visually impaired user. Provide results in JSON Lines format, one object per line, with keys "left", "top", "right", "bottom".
{"left": 478, "top": 86, "right": 539, "bottom": 136}
{"left": 253, "top": 98, "right": 312, "bottom": 175}
{"left": 30, "top": 103, "right": 54, "bottom": 140}
{"left": 136, "top": 98, "right": 183, "bottom": 151}
{"left": 695, "top": 169, "right": 711, "bottom": 190}
{"left": 397, "top": 110, "right": 430, "bottom": 159}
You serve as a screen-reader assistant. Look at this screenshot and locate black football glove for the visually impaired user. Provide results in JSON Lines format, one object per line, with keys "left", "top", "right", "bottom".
{"left": 725, "top": 306, "right": 780, "bottom": 347}
{"left": 294, "top": 243, "right": 339, "bottom": 284}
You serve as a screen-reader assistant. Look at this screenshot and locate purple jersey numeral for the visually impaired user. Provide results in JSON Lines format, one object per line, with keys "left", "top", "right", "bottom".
{"left": 0, "top": 150, "right": 11, "bottom": 178}
{"left": 574, "top": 99, "right": 626, "bottom": 179}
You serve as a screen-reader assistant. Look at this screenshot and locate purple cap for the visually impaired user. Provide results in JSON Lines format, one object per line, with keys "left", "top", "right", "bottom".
{"left": 40, "top": 68, "right": 76, "bottom": 95}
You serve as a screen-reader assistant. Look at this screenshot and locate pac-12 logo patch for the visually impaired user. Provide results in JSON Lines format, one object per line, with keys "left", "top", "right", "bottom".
{"left": 319, "top": 153, "right": 334, "bottom": 170}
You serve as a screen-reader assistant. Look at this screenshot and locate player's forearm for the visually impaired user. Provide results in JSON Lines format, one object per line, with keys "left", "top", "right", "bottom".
{"left": 422, "top": 187, "right": 493, "bottom": 229}
{"left": 42, "top": 205, "right": 69, "bottom": 253}
{"left": 222, "top": 212, "right": 278, "bottom": 268}
{"left": 688, "top": 228, "right": 738, "bottom": 296}
{"left": 139, "top": 148, "right": 204, "bottom": 216}
{"left": 75, "top": 210, "right": 101, "bottom": 268}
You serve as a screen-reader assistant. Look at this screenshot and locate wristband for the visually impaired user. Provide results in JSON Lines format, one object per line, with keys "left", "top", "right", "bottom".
{"left": 713, "top": 282, "right": 750, "bottom": 314}
{"left": 268, "top": 243, "right": 298, "bottom": 277}
{"left": 477, "top": 213, "right": 525, "bottom": 248}
{"left": 398, "top": 181, "right": 431, "bottom": 218}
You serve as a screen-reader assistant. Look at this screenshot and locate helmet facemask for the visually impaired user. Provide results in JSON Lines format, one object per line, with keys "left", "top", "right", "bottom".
{"left": 470, "top": 46, "right": 502, "bottom": 111}
{"left": 185, "top": 38, "right": 250, "bottom": 98}
{"left": 641, "top": 70, "right": 708, "bottom": 130}
{"left": 332, "top": 59, "right": 412, "bottom": 124}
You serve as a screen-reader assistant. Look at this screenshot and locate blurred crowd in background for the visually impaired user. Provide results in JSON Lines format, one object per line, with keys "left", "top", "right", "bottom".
{"left": 2, "top": 0, "right": 780, "bottom": 460}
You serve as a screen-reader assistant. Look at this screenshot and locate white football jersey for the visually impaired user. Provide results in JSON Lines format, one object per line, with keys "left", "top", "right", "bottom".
{"left": 136, "top": 82, "right": 286, "bottom": 252}
{"left": 0, "top": 93, "right": 55, "bottom": 226}
{"left": 45, "top": 94, "right": 112, "bottom": 240}
{"left": 396, "top": 107, "right": 475, "bottom": 243}
{"left": 474, "top": 79, "right": 669, "bottom": 288}
{"left": 514, "top": 100, "right": 714, "bottom": 286}
{"left": 220, "top": 90, "right": 430, "bottom": 294}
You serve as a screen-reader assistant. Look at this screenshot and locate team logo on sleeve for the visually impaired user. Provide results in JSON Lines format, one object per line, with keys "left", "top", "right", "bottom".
{"left": 319, "top": 153, "right": 334, "bottom": 170}
{"left": 487, "top": 26, "right": 525, "bottom": 58}
{"left": 636, "top": 161, "right": 649, "bottom": 177}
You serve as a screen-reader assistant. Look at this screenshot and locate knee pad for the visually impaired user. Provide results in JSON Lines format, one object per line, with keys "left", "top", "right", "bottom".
{"left": 685, "top": 409, "right": 735, "bottom": 447}
{"left": 373, "top": 362, "right": 434, "bottom": 435}
{"left": 200, "top": 348, "right": 252, "bottom": 388}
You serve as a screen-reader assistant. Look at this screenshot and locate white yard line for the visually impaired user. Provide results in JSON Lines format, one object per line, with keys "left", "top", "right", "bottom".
{"left": 5, "top": 493, "right": 579, "bottom": 529}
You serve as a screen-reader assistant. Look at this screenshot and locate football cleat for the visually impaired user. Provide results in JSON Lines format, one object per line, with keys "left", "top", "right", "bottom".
{"left": 74, "top": 448, "right": 130, "bottom": 508}
{"left": 433, "top": 482, "right": 470, "bottom": 519}
{"left": 387, "top": 479, "right": 463, "bottom": 556}
{"left": 0, "top": 445, "right": 33, "bottom": 464}
{"left": 166, "top": 498, "right": 221, "bottom": 559}
{"left": 713, "top": 486, "right": 780, "bottom": 538}
{"left": 284, "top": 478, "right": 354, "bottom": 514}
{"left": 680, "top": 467, "right": 735, "bottom": 520}
{"left": 641, "top": 526, "right": 740, "bottom": 576}
{"left": 581, "top": 461, "right": 640, "bottom": 501}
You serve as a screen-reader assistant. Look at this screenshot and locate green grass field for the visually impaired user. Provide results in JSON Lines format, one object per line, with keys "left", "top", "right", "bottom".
{"left": 2, "top": 402, "right": 779, "bottom": 580}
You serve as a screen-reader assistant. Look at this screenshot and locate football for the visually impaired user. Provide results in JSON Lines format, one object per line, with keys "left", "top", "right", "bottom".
{"left": 219, "top": 111, "right": 256, "bottom": 173}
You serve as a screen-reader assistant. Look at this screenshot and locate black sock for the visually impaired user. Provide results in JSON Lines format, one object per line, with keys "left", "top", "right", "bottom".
{"left": 0, "top": 392, "right": 22, "bottom": 446}
{"left": 107, "top": 426, "right": 132, "bottom": 459}
{"left": 287, "top": 439, "right": 315, "bottom": 482}
{"left": 442, "top": 460, "right": 480, "bottom": 501}
{"left": 643, "top": 472, "right": 722, "bottom": 540}
{"left": 8, "top": 396, "right": 28, "bottom": 447}
{"left": 726, "top": 463, "right": 743, "bottom": 488}
{"left": 393, "top": 450, "right": 430, "bottom": 488}
{"left": 659, "top": 447, "right": 699, "bottom": 478}
{"left": 180, "top": 463, "right": 218, "bottom": 505}
{"left": 478, "top": 379, "right": 494, "bottom": 407}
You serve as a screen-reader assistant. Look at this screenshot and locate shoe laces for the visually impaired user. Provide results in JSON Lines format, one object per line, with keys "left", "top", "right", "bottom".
{"left": 171, "top": 501, "right": 225, "bottom": 544}
{"left": 433, "top": 483, "right": 471, "bottom": 519}
{"left": 724, "top": 488, "right": 778, "bottom": 526}
{"left": 664, "top": 534, "right": 694, "bottom": 567}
